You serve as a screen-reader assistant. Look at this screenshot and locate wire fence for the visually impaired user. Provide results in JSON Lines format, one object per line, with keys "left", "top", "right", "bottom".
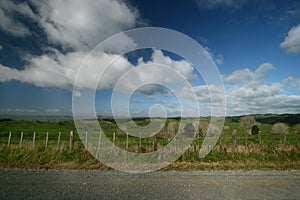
{"left": 1, "top": 129, "right": 299, "bottom": 154}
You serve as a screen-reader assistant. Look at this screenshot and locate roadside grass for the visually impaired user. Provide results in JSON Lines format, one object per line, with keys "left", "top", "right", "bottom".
{"left": 1, "top": 144, "right": 300, "bottom": 171}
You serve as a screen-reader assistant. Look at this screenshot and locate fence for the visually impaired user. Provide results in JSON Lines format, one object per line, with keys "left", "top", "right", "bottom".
{"left": 1, "top": 131, "right": 76, "bottom": 150}
{"left": 0, "top": 130, "right": 161, "bottom": 152}
{"left": 1, "top": 129, "right": 299, "bottom": 152}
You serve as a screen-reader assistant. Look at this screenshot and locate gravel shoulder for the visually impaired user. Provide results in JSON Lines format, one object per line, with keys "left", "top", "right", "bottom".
{"left": 1, "top": 169, "right": 300, "bottom": 200}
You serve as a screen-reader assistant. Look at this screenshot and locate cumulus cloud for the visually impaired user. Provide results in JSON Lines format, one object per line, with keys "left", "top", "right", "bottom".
{"left": 223, "top": 63, "right": 274, "bottom": 83}
{"left": 141, "top": 50, "right": 197, "bottom": 82}
{"left": 229, "top": 83, "right": 283, "bottom": 100}
{"left": 178, "top": 84, "right": 225, "bottom": 104}
{"left": 0, "top": 0, "right": 140, "bottom": 51}
{"left": 0, "top": 50, "right": 132, "bottom": 90}
{"left": 0, "top": 0, "right": 198, "bottom": 97}
{"left": 102, "top": 50, "right": 198, "bottom": 95}
{"left": 0, "top": 0, "right": 152, "bottom": 92}
{"left": 0, "top": 0, "right": 146, "bottom": 90}
{"left": 224, "top": 64, "right": 300, "bottom": 115}
{"left": 0, "top": 0, "right": 34, "bottom": 37}
{"left": 30, "top": 0, "right": 139, "bottom": 51}
{"left": 280, "top": 24, "right": 300, "bottom": 55}
{"left": 194, "top": 0, "right": 247, "bottom": 10}
{"left": 0, "top": 49, "right": 198, "bottom": 96}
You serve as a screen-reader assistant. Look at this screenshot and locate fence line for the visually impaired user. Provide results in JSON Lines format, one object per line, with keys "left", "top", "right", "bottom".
{"left": 1, "top": 130, "right": 299, "bottom": 153}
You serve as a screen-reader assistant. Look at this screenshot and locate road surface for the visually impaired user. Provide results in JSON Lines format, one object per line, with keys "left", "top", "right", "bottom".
{"left": 0, "top": 169, "right": 300, "bottom": 199}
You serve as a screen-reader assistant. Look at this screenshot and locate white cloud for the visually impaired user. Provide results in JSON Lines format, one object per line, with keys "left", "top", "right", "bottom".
{"left": 0, "top": 50, "right": 133, "bottom": 90}
{"left": 104, "top": 49, "right": 198, "bottom": 95}
{"left": 284, "top": 76, "right": 300, "bottom": 91}
{"left": 46, "top": 108, "right": 60, "bottom": 113}
{"left": 215, "top": 55, "right": 224, "bottom": 65}
{"left": 204, "top": 47, "right": 224, "bottom": 65}
{"left": 178, "top": 84, "right": 225, "bottom": 104}
{"left": 0, "top": 0, "right": 199, "bottom": 97}
{"left": 73, "top": 90, "right": 82, "bottom": 97}
{"left": 0, "top": 0, "right": 34, "bottom": 37}
{"left": 223, "top": 64, "right": 300, "bottom": 115}
{"left": 280, "top": 24, "right": 300, "bottom": 55}
{"left": 223, "top": 63, "right": 274, "bottom": 83}
{"left": 0, "top": 0, "right": 145, "bottom": 91}
{"left": 0, "top": 44, "right": 2, "bottom": 50}
{"left": 194, "top": 0, "right": 247, "bottom": 10}
{"left": 229, "top": 83, "right": 283, "bottom": 100}
{"left": 30, "top": 0, "right": 139, "bottom": 51}
{"left": 0, "top": 49, "right": 198, "bottom": 96}
{"left": 143, "top": 50, "right": 197, "bottom": 82}
{"left": 1, "top": 108, "right": 37, "bottom": 113}
{"left": 0, "top": 0, "right": 140, "bottom": 52}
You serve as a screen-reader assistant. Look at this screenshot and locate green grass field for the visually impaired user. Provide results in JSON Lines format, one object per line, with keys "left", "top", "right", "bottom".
{"left": 1, "top": 117, "right": 300, "bottom": 170}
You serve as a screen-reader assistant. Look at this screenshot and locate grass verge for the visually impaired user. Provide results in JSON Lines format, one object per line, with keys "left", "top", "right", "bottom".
{"left": 1, "top": 145, "right": 300, "bottom": 171}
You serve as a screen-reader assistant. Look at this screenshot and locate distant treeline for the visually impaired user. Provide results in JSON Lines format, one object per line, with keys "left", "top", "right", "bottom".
{"left": 1, "top": 114, "right": 300, "bottom": 126}
{"left": 227, "top": 114, "right": 300, "bottom": 126}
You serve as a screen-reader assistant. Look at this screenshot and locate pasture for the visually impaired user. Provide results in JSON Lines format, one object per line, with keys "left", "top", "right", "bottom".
{"left": 1, "top": 116, "right": 300, "bottom": 170}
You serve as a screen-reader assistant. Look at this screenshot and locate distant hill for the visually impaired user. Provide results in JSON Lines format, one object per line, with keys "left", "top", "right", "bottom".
{"left": 226, "top": 114, "right": 300, "bottom": 126}
{"left": 1, "top": 113, "right": 300, "bottom": 126}
{"left": 0, "top": 114, "right": 73, "bottom": 122}
{"left": 254, "top": 114, "right": 300, "bottom": 126}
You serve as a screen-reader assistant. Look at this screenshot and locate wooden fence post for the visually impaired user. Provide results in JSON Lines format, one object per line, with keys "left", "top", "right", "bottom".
{"left": 19, "top": 132, "right": 23, "bottom": 148}
{"left": 219, "top": 133, "right": 223, "bottom": 150}
{"left": 32, "top": 132, "right": 36, "bottom": 149}
{"left": 57, "top": 132, "right": 61, "bottom": 150}
{"left": 7, "top": 131, "right": 11, "bottom": 148}
{"left": 139, "top": 132, "right": 142, "bottom": 150}
{"left": 126, "top": 132, "right": 129, "bottom": 149}
{"left": 45, "top": 132, "right": 49, "bottom": 149}
{"left": 258, "top": 131, "right": 262, "bottom": 145}
{"left": 113, "top": 132, "right": 116, "bottom": 144}
{"left": 96, "top": 132, "right": 102, "bottom": 158}
{"left": 245, "top": 130, "right": 249, "bottom": 149}
{"left": 85, "top": 131, "right": 88, "bottom": 148}
{"left": 232, "top": 129, "right": 237, "bottom": 151}
{"left": 270, "top": 131, "right": 274, "bottom": 148}
{"left": 193, "top": 132, "right": 197, "bottom": 153}
{"left": 283, "top": 133, "right": 286, "bottom": 147}
{"left": 295, "top": 131, "right": 299, "bottom": 149}
{"left": 69, "top": 131, "right": 74, "bottom": 150}
{"left": 153, "top": 135, "right": 157, "bottom": 151}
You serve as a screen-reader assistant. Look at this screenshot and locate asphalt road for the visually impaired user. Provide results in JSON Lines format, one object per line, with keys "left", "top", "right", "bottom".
{"left": 0, "top": 169, "right": 300, "bottom": 200}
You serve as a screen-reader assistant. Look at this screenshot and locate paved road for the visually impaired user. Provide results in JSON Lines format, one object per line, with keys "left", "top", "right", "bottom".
{"left": 0, "top": 169, "right": 300, "bottom": 200}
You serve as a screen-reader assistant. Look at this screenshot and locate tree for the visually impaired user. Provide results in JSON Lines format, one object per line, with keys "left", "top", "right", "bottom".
{"left": 240, "top": 116, "right": 256, "bottom": 148}
{"left": 272, "top": 122, "right": 289, "bottom": 146}
{"left": 272, "top": 122, "right": 289, "bottom": 135}
{"left": 240, "top": 116, "right": 256, "bottom": 132}
{"left": 192, "top": 121, "right": 209, "bottom": 137}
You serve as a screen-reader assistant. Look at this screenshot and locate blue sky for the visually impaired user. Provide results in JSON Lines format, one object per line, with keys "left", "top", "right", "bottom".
{"left": 0, "top": 0, "right": 300, "bottom": 117}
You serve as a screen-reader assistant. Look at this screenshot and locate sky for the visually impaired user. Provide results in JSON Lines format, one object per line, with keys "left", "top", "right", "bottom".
{"left": 0, "top": 0, "right": 300, "bottom": 117}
